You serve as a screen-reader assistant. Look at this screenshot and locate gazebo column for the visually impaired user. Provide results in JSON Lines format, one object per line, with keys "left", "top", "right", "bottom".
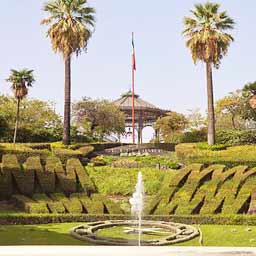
{"left": 137, "top": 112, "right": 143, "bottom": 145}
{"left": 155, "top": 128, "right": 159, "bottom": 141}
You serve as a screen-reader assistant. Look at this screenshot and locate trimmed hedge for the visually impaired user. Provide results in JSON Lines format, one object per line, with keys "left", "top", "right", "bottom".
{"left": 3, "top": 154, "right": 35, "bottom": 195}
{"left": 12, "top": 194, "right": 49, "bottom": 214}
{"left": 1, "top": 213, "right": 256, "bottom": 226}
{"left": 50, "top": 193, "right": 83, "bottom": 214}
{"left": 67, "top": 159, "right": 96, "bottom": 194}
{"left": 77, "top": 193, "right": 104, "bottom": 214}
{"left": 176, "top": 143, "right": 256, "bottom": 168}
{"left": 46, "top": 156, "right": 77, "bottom": 194}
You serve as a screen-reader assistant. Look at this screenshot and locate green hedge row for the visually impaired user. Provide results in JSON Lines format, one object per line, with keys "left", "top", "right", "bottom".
{"left": 1, "top": 213, "right": 256, "bottom": 225}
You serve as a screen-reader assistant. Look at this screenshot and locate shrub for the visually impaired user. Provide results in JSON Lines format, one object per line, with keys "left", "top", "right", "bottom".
{"left": 216, "top": 129, "right": 256, "bottom": 145}
{"left": 12, "top": 194, "right": 49, "bottom": 214}
{"left": 66, "top": 158, "right": 96, "bottom": 194}
{"left": 2, "top": 154, "right": 35, "bottom": 196}
{"left": 176, "top": 143, "right": 256, "bottom": 168}
{"left": 46, "top": 156, "right": 76, "bottom": 194}
{"left": 196, "top": 142, "right": 227, "bottom": 151}
{"left": 77, "top": 193, "right": 104, "bottom": 214}
{"left": 50, "top": 193, "right": 83, "bottom": 214}
{"left": 180, "top": 129, "right": 207, "bottom": 143}
{"left": 33, "top": 194, "right": 65, "bottom": 214}
{"left": 90, "top": 156, "right": 107, "bottom": 166}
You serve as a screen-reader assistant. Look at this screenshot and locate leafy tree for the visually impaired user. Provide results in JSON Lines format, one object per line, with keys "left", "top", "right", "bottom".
{"left": 155, "top": 112, "right": 188, "bottom": 143}
{"left": 215, "top": 92, "right": 243, "bottom": 129}
{"left": 0, "top": 96, "right": 62, "bottom": 142}
{"left": 183, "top": 2, "right": 234, "bottom": 145}
{"left": 73, "top": 98, "right": 125, "bottom": 139}
{"left": 41, "top": 0, "right": 96, "bottom": 145}
{"left": 186, "top": 108, "right": 206, "bottom": 131}
{"left": 6, "top": 69, "right": 35, "bottom": 143}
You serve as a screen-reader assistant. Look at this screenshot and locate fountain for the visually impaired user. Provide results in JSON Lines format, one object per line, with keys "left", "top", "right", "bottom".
{"left": 70, "top": 172, "right": 199, "bottom": 245}
{"left": 129, "top": 171, "right": 144, "bottom": 246}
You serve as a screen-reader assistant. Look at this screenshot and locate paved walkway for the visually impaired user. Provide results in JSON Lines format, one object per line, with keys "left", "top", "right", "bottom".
{"left": 1, "top": 246, "right": 256, "bottom": 256}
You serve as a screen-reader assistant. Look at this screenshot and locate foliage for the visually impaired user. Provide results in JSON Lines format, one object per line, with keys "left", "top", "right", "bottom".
{"left": 41, "top": 0, "right": 96, "bottom": 59}
{"left": 72, "top": 97, "right": 125, "bottom": 139}
{"left": 155, "top": 111, "right": 188, "bottom": 143}
{"left": 196, "top": 142, "right": 227, "bottom": 151}
{"left": 186, "top": 109, "right": 206, "bottom": 131}
{"left": 182, "top": 2, "right": 234, "bottom": 68}
{"left": 176, "top": 143, "right": 256, "bottom": 167}
{"left": 178, "top": 128, "right": 207, "bottom": 143}
{"left": 0, "top": 96, "right": 62, "bottom": 142}
{"left": 90, "top": 156, "right": 107, "bottom": 166}
{"left": 6, "top": 69, "right": 35, "bottom": 100}
{"left": 216, "top": 129, "right": 256, "bottom": 145}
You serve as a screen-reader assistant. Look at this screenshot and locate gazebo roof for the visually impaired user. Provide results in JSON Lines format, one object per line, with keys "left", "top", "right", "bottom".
{"left": 113, "top": 91, "right": 161, "bottom": 111}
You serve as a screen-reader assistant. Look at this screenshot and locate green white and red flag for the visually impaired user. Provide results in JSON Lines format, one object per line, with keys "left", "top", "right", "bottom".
{"left": 132, "top": 33, "right": 136, "bottom": 71}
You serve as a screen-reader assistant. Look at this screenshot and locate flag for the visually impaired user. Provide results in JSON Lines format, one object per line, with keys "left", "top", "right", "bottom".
{"left": 132, "top": 33, "right": 136, "bottom": 71}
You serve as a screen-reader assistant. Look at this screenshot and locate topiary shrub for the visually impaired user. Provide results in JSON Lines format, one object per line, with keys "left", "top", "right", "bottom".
{"left": 2, "top": 154, "right": 35, "bottom": 196}
{"left": 12, "top": 194, "right": 49, "bottom": 214}
{"left": 90, "top": 156, "right": 107, "bottom": 166}
{"left": 76, "top": 193, "right": 104, "bottom": 214}
{"left": 46, "top": 156, "right": 76, "bottom": 194}
{"left": 66, "top": 158, "right": 96, "bottom": 194}
{"left": 50, "top": 193, "right": 83, "bottom": 214}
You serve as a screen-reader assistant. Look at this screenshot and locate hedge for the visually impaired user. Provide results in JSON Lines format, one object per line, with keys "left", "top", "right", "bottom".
{"left": 77, "top": 193, "right": 104, "bottom": 214}
{"left": 66, "top": 159, "right": 96, "bottom": 194}
{"left": 3, "top": 154, "right": 35, "bottom": 196}
{"left": 12, "top": 194, "right": 49, "bottom": 214}
{"left": 50, "top": 193, "right": 83, "bottom": 214}
{"left": 175, "top": 143, "right": 256, "bottom": 168}
{"left": 1, "top": 213, "right": 256, "bottom": 226}
{"left": 46, "top": 156, "right": 77, "bottom": 194}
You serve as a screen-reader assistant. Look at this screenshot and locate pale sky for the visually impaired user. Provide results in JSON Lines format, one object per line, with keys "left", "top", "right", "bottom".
{"left": 0, "top": 1, "right": 255, "bottom": 141}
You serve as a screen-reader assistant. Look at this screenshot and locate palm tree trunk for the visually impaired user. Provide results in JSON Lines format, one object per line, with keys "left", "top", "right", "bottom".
{"left": 13, "top": 98, "right": 20, "bottom": 144}
{"left": 63, "top": 56, "right": 71, "bottom": 145}
{"left": 206, "top": 62, "right": 216, "bottom": 145}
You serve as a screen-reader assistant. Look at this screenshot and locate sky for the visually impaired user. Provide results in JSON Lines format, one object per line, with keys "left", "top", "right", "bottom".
{"left": 0, "top": 1, "right": 256, "bottom": 141}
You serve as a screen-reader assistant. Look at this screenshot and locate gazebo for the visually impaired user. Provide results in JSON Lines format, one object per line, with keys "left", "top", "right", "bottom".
{"left": 113, "top": 91, "right": 168, "bottom": 143}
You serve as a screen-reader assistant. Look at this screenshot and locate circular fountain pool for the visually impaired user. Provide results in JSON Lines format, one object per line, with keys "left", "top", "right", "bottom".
{"left": 70, "top": 220, "right": 199, "bottom": 246}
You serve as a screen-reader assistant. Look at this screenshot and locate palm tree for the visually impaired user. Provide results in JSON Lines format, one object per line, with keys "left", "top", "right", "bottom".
{"left": 183, "top": 2, "right": 234, "bottom": 145}
{"left": 41, "top": 0, "right": 96, "bottom": 145}
{"left": 6, "top": 69, "right": 35, "bottom": 143}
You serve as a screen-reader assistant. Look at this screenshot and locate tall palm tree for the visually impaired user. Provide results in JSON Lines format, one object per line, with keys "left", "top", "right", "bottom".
{"left": 183, "top": 2, "right": 234, "bottom": 145}
{"left": 41, "top": 0, "right": 96, "bottom": 145}
{"left": 6, "top": 69, "right": 35, "bottom": 143}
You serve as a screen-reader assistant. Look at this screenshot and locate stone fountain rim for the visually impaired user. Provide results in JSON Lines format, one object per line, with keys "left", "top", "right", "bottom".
{"left": 70, "top": 220, "right": 199, "bottom": 246}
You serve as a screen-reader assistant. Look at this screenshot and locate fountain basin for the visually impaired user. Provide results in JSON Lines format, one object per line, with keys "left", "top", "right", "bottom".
{"left": 70, "top": 220, "right": 199, "bottom": 246}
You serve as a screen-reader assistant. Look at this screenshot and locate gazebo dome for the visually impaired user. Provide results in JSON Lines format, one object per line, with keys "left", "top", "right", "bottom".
{"left": 114, "top": 91, "right": 159, "bottom": 111}
{"left": 113, "top": 91, "right": 168, "bottom": 143}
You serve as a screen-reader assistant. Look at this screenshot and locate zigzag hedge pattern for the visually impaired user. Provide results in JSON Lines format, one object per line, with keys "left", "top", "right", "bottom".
{"left": 148, "top": 164, "right": 256, "bottom": 215}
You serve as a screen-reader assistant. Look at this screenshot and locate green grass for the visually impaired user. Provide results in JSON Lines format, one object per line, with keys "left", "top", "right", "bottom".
{"left": 181, "top": 225, "right": 256, "bottom": 247}
{"left": 87, "top": 166, "right": 179, "bottom": 195}
{"left": 0, "top": 223, "right": 87, "bottom": 245}
{"left": 96, "top": 225, "right": 170, "bottom": 241}
{"left": 0, "top": 223, "right": 255, "bottom": 246}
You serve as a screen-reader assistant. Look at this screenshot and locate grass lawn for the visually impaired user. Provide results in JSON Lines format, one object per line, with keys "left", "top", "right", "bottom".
{"left": 0, "top": 223, "right": 87, "bottom": 245}
{"left": 0, "top": 223, "right": 256, "bottom": 246}
{"left": 181, "top": 225, "right": 256, "bottom": 247}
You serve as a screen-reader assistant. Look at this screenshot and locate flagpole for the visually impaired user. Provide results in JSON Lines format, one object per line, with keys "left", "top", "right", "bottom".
{"left": 132, "top": 32, "right": 135, "bottom": 144}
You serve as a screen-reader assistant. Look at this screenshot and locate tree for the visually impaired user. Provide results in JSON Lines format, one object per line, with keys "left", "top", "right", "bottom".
{"left": 215, "top": 92, "right": 242, "bottom": 129}
{"left": 73, "top": 98, "right": 125, "bottom": 139}
{"left": 186, "top": 108, "right": 206, "bottom": 131}
{"left": 6, "top": 69, "right": 35, "bottom": 143}
{"left": 183, "top": 2, "right": 234, "bottom": 145}
{"left": 0, "top": 95, "right": 62, "bottom": 142}
{"left": 41, "top": 0, "right": 96, "bottom": 145}
{"left": 155, "top": 112, "right": 188, "bottom": 143}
